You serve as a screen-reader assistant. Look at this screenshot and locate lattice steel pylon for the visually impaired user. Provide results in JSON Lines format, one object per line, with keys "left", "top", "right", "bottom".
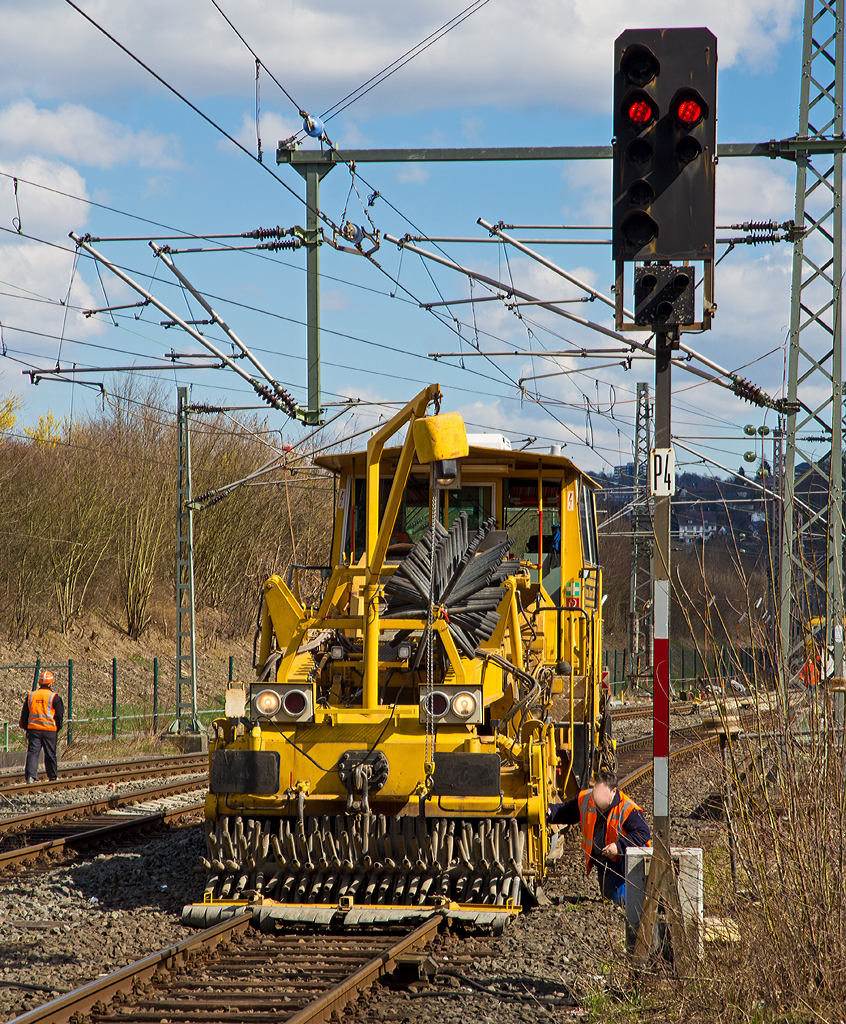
{"left": 629, "top": 382, "right": 653, "bottom": 683}
{"left": 173, "top": 386, "right": 200, "bottom": 733}
{"left": 780, "top": 0, "right": 845, "bottom": 693}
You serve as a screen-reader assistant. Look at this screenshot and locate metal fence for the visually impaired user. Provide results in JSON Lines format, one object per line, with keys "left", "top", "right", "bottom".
{"left": 2, "top": 656, "right": 246, "bottom": 747}
{"left": 602, "top": 644, "right": 775, "bottom": 695}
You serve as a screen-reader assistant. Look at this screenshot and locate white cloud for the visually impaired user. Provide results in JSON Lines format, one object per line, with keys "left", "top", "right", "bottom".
{"left": 0, "top": 2, "right": 802, "bottom": 117}
{"left": 0, "top": 100, "right": 180, "bottom": 170}
{"left": 0, "top": 155, "right": 89, "bottom": 238}
{"left": 715, "top": 161, "right": 795, "bottom": 224}
{"left": 232, "top": 109, "right": 301, "bottom": 156}
{"left": 396, "top": 165, "right": 429, "bottom": 184}
{"left": 0, "top": 157, "right": 107, "bottom": 372}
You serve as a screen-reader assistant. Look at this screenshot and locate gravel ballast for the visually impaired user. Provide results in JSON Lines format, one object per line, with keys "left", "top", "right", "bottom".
{"left": 0, "top": 743, "right": 730, "bottom": 1023}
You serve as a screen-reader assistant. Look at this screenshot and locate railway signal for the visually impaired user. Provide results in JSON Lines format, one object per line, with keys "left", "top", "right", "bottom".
{"left": 612, "top": 31, "right": 718, "bottom": 886}
{"left": 613, "top": 27, "right": 717, "bottom": 263}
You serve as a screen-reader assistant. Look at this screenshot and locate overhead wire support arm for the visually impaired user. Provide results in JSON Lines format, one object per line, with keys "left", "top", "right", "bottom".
{"left": 26, "top": 363, "right": 222, "bottom": 380}
{"left": 149, "top": 242, "right": 297, "bottom": 414}
{"left": 69, "top": 233, "right": 298, "bottom": 418}
{"left": 386, "top": 232, "right": 784, "bottom": 410}
{"left": 478, "top": 218, "right": 789, "bottom": 412}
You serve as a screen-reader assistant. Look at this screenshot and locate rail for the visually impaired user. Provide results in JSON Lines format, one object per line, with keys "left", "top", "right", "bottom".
{"left": 0, "top": 780, "right": 206, "bottom": 870}
{"left": 7, "top": 911, "right": 440, "bottom": 1024}
{"left": 0, "top": 753, "right": 207, "bottom": 795}
{"left": 7, "top": 912, "right": 253, "bottom": 1024}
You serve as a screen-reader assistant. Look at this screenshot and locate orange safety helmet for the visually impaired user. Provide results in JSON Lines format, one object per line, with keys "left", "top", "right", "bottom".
{"left": 38, "top": 670, "right": 55, "bottom": 687}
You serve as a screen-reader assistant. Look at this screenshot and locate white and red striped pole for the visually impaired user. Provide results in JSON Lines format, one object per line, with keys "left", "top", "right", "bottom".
{"left": 652, "top": 333, "right": 673, "bottom": 850}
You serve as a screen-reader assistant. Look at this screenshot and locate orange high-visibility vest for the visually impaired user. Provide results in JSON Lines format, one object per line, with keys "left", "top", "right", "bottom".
{"left": 578, "top": 788, "right": 650, "bottom": 873}
{"left": 800, "top": 660, "right": 820, "bottom": 688}
{"left": 27, "top": 687, "right": 58, "bottom": 731}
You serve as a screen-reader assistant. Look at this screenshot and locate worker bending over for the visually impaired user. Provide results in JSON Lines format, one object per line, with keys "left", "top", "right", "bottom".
{"left": 548, "top": 767, "right": 650, "bottom": 906}
{"left": 19, "top": 670, "right": 64, "bottom": 783}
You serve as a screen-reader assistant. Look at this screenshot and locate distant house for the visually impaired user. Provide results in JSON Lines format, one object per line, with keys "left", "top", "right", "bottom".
{"left": 678, "top": 514, "right": 718, "bottom": 543}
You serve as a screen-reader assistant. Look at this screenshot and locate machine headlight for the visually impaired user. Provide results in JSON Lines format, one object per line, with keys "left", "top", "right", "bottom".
{"left": 451, "top": 691, "right": 477, "bottom": 719}
{"left": 254, "top": 689, "right": 281, "bottom": 716}
{"left": 282, "top": 690, "right": 308, "bottom": 717}
{"left": 423, "top": 691, "right": 450, "bottom": 718}
{"left": 397, "top": 642, "right": 413, "bottom": 661}
{"left": 330, "top": 645, "right": 344, "bottom": 660}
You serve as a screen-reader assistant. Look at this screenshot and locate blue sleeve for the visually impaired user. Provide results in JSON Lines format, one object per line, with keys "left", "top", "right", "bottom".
{"left": 617, "top": 808, "right": 651, "bottom": 850}
{"left": 548, "top": 796, "right": 581, "bottom": 825}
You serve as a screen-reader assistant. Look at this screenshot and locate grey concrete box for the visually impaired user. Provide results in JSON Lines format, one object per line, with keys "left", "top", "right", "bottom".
{"left": 625, "top": 847, "right": 703, "bottom": 957}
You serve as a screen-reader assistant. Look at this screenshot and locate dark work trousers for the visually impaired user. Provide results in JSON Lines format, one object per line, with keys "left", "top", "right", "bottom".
{"left": 25, "top": 730, "right": 58, "bottom": 780}
{"left": 596, "top": 859, "right": 627, "bottom": 906}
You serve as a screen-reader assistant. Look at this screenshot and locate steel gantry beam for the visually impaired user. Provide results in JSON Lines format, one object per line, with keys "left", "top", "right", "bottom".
{"left": 780, "top": 0, "right": 846, "bottom": 697}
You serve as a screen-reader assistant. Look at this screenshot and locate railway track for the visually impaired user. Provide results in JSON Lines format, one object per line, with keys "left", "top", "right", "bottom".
{"left": 610, "top": 701, "right": 697, "bottom": 721}
{"left": 613, "top": 708, "right": 767, "bottom": 787}
{"left": 0, "top": 754, "right": 208, "bottom": 796}
{"left": 9, "top": 910, "right": 440, "bottom": 1024}
{"left": 0, "top": 779, "right": 206, "bottom": 871}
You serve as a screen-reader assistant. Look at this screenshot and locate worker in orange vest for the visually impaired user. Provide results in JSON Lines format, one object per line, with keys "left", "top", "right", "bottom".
{"left": 548, "top": 767, "right": 651, "bottom": 906}
{"left": 18, "top": 670, "right": 64, "bottom": 783}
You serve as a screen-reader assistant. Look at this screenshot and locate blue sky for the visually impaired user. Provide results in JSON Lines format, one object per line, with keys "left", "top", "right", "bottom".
{"left": 0, "top": 0, "right": 809, "bottom": 477}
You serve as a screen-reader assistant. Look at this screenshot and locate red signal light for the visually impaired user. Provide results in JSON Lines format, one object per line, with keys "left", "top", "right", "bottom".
{"left": 676, "top": 98, "right": 702, "bottom": 124}
{"left": 628, "top": 100, "right": 653, "bottom": 125}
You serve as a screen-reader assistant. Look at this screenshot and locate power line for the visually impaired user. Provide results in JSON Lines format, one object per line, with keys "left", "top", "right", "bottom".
{"left": 62, "top": 0, "right": 334, "bottom": 231}
{"left": 208, "top": 0, "right": 305, "bottom": 115}
{"left": 320, "top": 0, "right": 493, "bottom": 124}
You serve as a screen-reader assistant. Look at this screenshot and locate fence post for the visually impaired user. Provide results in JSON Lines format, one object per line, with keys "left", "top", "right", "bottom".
{"left": 229, "top": 656, "right": 234, "bottom": 683}
{"left": 67, "top": 659, "right": 73, "bottom": 747}
{"left": 112, "top": 658, "right": 118, "bottom": 741}
{"left": 32, "top": 657, "right": 41, "bottom": 692}
{"left": 153, "top": 658, "right": 159, "bottom": 733}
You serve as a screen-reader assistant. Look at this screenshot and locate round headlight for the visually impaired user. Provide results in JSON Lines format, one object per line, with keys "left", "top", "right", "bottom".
{"left": 254, "top": 689, "right": 281, "bottom": 716}
{"left": 423, "top": 691, "right": 449, "bottom": 718}
{"left": 451, "top": 691, "right": 477, "bottom": 719}
{"left": 282, "top": 689, "right": 308, "bottom": 717}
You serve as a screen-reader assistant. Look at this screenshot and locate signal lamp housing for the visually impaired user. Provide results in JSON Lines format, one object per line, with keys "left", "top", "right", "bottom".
{"left": 613, "top": 27, "right": 717, "bottom": 264}
{"left": 627, "top": 138, "right": 653, "bottom": 164}
{"left": 621, "top": 211, "right": 659, "bottom": 248}
{"left": 633, "top": 265, "right": 696, "bottom": 327}
{"left": 622, "top": 89, "right": 658, "bottom": 128}
{"left": 250, "top": 683, "right": 314, "bottom": 724}
{"left": 419, "top": 684, "right": 483, "bottom": 725}
{"left": 672, "top": 88, "right": 708, "bottom": 127}
{"left": 621, "top": 43, "right": 660, "bottom": 87}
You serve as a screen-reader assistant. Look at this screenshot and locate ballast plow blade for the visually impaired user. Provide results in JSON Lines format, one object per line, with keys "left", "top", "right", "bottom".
{"left": 181, "top": 899, "right": 518, "bottom": 931}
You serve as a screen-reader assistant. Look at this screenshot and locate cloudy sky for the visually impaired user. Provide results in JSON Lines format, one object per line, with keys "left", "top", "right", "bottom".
{"left": 0, "top": 0, "right": 809, "bottom": 476}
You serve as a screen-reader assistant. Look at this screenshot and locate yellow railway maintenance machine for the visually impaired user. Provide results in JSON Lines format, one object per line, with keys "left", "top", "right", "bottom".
{"left": 185, "top": 385, "right": 611, "bottom": 931}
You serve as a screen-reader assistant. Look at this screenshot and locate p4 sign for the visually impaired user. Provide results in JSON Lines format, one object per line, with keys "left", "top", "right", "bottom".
{"left": 649, "top": 447, "right": 676, "bottom": 497}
